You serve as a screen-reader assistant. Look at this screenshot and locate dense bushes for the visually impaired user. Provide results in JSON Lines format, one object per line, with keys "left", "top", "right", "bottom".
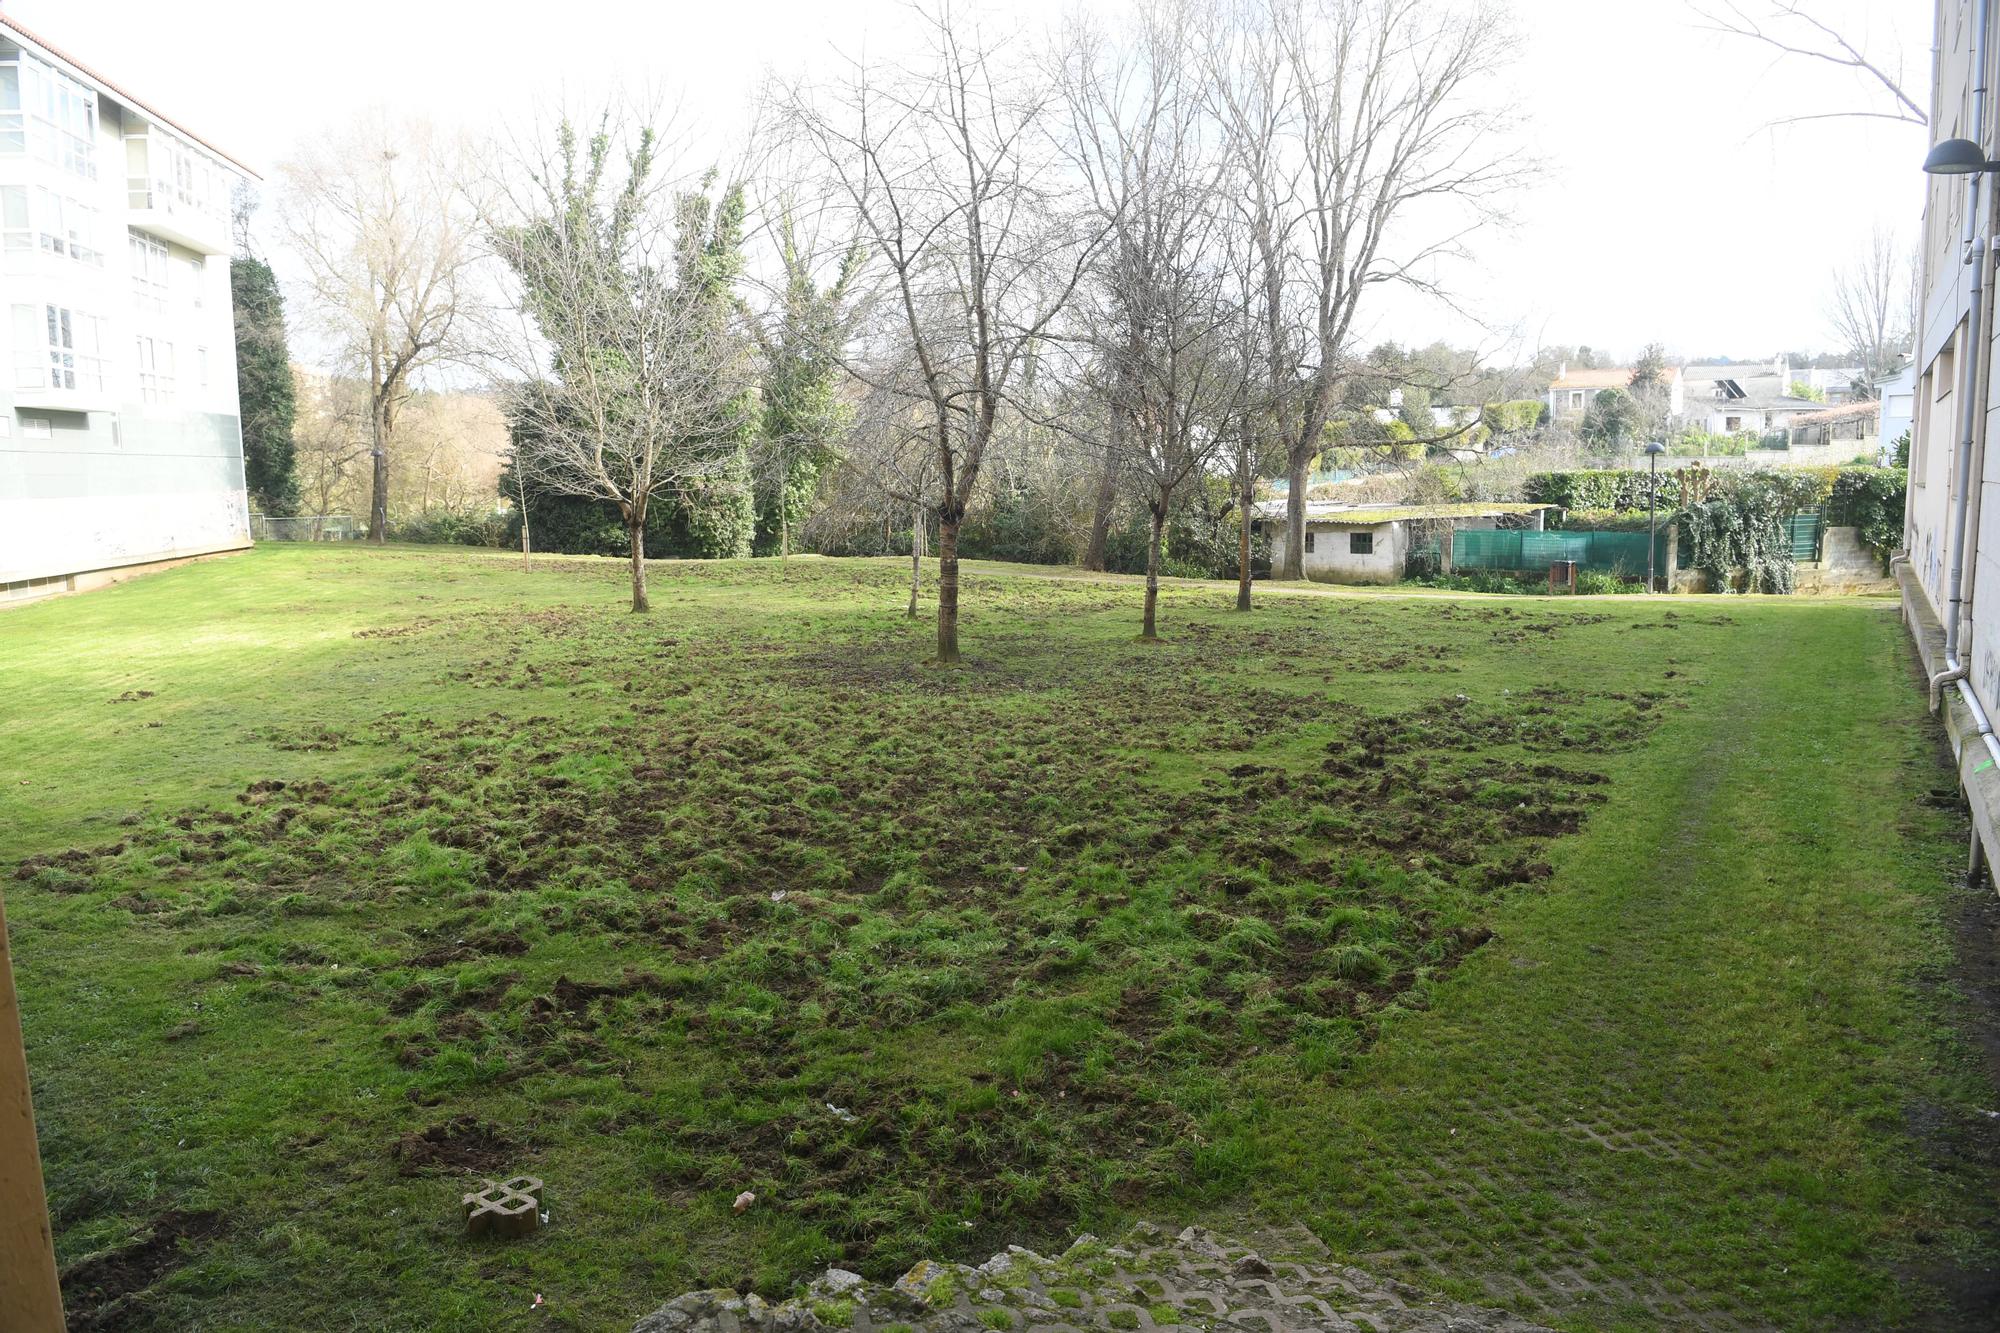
{"left": 1522, "top": 468, "right": 1710, "bottom": 512}
{"left": 1826, "top": 466, "right": 1907, "bottom": 567}
{"left": 391, "top": 510, "right": 510, "bottom": 547}
{"left": 956, "top": 484, "right": 1082, "bottom": 567}
{"left": 1679, "top": 474, "right": 1819, "bottom": 594}
{"left": 1525, "top": 464, "right": 1906, "bottom": 593}
{"left": 1480, "top": 400, "right": 1547, "bottom": 435}
{"left": 1408, "top": 568, "right": 1644, "bottom": 596}
{"left": 499, "top": 467, "right": 763, "bottom": 562}
{"left": 950, "top": 474, "right": 1259, "bottom": 580}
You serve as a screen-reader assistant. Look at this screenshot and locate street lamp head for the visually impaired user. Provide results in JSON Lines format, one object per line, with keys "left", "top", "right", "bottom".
{"left": 1924, "top": 137, "right": 1995, "bottom": 175}
{"left": 1643, "top": 442, "right": 1667, "bottom": 456}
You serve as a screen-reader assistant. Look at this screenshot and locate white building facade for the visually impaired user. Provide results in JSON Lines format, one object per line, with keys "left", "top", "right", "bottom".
{"left": 0, "top": 14, "right": 253, "bottom": 603}
{"left": 1903, "top": 0, "right": 2000, "bottom": 879}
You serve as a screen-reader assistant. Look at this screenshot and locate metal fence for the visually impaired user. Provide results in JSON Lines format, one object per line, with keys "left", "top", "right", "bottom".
{"left": 1436, "top": 528, "right": 1666, "bottom": 576}
{"left": 250, "top": 514, "right": 363, "bottom": 542}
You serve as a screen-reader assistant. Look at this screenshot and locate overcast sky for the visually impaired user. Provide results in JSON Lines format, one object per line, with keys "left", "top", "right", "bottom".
{"left": 8, "top": 0, "right": 1932, "bottom": 366}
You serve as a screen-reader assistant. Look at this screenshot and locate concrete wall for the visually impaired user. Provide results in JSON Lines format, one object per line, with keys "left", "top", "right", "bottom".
{"left": 1671, "top": 526, "right": 1887, "bottom": 595}
{"left": 1795, "top": 526, "right": 1894, "bottom": 595}
{"left": 0, "top": 405, "right": 249, "bottom": 589}
{"left": 1270, "top": 522, "right": 1406, "bottom": 584}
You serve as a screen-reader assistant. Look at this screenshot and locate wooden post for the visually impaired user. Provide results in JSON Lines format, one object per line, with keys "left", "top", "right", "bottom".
{"left": 0, "top": 891, "right": 64, "bottom": 1331}
{"left": 1441, "top": 526, "right": 1454, "bottom": 575}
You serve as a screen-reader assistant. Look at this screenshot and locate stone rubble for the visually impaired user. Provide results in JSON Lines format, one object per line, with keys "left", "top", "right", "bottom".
{"left": 631, "top": 1222, "right": 1556, "bottom": 1333}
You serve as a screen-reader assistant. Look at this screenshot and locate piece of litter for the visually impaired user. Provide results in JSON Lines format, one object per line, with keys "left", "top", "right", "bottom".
{"left": 825, "top": 1103, "right": 857, "bottom": 1123}
{"left": 770, "top": 891, "right": 787, "bottom": 902}
{"left": 531, "top": 1293, "right": 544, "bottom": 1310}
{"left": 734, "top": 1190, "right": 756, "bottom": 1213}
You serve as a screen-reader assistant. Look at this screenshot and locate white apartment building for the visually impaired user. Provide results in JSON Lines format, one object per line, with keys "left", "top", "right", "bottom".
{"left": 0, "top": 13, "right": 254, "bottom": 603}
{"left": 1904, "top": 0, "right": 2000, "bottom": 879}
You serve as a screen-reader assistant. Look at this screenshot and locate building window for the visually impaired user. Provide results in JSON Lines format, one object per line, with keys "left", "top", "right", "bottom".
{"left": 11, "top": 303, "right": 106, "bottom": 393}
{"left": 0, "top": 184, "right": 100, "bottom": 263}
{"left": 1304, "top": 531, "right": 1316, "bottom": 554}
{"left": 1725, "top": 415, "right": 1742, "bottom": 432}
{"left": 16, "top": 55, "right": 96, "bottom": 179}
{"left": 0, "top": 183, "right": 23, "bottom": 251}
{"left": 21, "top": 417, "right": 51, "bottom": 439}
{"left": 1568, "top": 390, "right": 1584, "bottom": 409}
{"left": 130, "top": 231, "right": 170, "bottom": 311}
{"left": 135, "top": 335, "right": 175, "bottom": 404}
{"left": 1350, "top": 531, "right": 1375, "bottom": 555}
{"left": 184, "top": 256, "right": 205, "bottom": 307}
{"left": 0, "top": 59, "right": 22, "bottom": 153}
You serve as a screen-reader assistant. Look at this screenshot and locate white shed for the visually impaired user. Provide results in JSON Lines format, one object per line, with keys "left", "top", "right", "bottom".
{"left": 1256, "top": 502, "right": 1556, "bottom": 585}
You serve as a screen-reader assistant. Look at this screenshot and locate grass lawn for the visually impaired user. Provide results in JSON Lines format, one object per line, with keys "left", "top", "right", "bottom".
{"left": 2, "top": 545, "right": 1996, "bottom": 1332}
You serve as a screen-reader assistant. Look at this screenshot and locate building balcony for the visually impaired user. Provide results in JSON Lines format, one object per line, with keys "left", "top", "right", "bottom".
{"left": 126, "top": 184, "right": 229, "bottom": 255}
{"left": 11, "top": 382, "right": 112, "bottom": 413}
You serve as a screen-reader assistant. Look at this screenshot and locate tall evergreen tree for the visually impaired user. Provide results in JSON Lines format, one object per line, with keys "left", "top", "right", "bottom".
{"left": 231, "top": 256, "right": 299, "bottom": 514}
{"left": 756, "top": 218, "right": 861, "bottom": 557}
{"left": 674, "top": 177, "right": 757, "bottom": 559}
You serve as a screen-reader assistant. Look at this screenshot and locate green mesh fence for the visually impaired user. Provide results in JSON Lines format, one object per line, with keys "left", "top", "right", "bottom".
{"left": 1446, "top": 528, "right": 1664, "bottom": 575}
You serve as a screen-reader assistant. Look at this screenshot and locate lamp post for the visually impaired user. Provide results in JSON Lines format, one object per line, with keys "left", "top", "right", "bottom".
{"left": 1645, "top": 441, "right": 1667, "bottom": 593}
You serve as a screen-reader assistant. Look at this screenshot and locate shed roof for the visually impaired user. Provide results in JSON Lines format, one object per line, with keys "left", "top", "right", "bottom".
{"left": 1790, "top": 401, "right": 1882, "bottom": 425}
{"left": 1254, "top": 501, "right": 1557, "bottom": 527}
{"left": 1550, "top": 366, "right": 1680, "bottom": 391}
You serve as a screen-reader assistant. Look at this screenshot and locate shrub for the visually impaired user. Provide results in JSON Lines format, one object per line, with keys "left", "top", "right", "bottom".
{"left": 1826, "top": 465, "right": 1906, "bottom": 569}
{"left": 393, "top": 511, "right": 509, "bottom": 548}
{"left": 1480, "top": 400, "right": 1546, "bottom": 435}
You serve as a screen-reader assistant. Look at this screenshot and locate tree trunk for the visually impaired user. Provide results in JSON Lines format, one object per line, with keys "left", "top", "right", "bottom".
{"left": 517, "top": 472, "right": 532, "bottom": 573}
{"left": 627, "top": 520, "right": 650, "bottom": 613}
{"left": 1084, "top": 435, "right": 1120, "bottom": 572}
{"left": 368, "top": 393, "right": 390, "bottom": 544}
{"left": 1280, "top": 447, "right": 1310, "bottom": 579}
{"left": 1142, "top": 497, "right": 1166, "bottom": 641}
{"left": 1235, "top": 443, "right": 1254, "bottom": 612}
{"left": 780, "top": 509, "right": 790, "bottom": 563}
{"left": 936, "top": 513, "right": 961, "bottom": 664}
{"left": 908, "top": 506, "right": 925, "bottom": 619}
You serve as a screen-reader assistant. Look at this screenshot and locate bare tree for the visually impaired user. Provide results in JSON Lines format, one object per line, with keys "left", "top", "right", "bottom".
{"left": 1224, "top": 0, "right": 1524, "bottom": 580}
{"left": 278, "top": 112, "right": 488, "bottom": 542}
{"left": 787, "top": 1, "right": 1104, "bottom": 663}
{"left": 492, "top": 116, "right": 755, "bottom": 612}
{"left": 813, "top": 370, "right": 946, "bottom": 618}
{"left": 1060, "top": 0, "right": 1241, "bottom": 637}
{"left": 291, "top": 370, "right": 371, "bottom": 535}
{"left": 1205, "top": 4, "right": 1300, "bottom": 604}
{"left": 1828, "top": 227, "right": 1914, "bottom": 388}
{"left": 1692, "top": 2, "right": 1926, "bottom": 127}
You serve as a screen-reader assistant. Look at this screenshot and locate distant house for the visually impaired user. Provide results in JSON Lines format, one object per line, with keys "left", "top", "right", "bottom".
{"left": 1546, "top": 365, "right": 1684, "bottom": 421}
{"left": 1786, "top": 401, "right": 1882, "bottom": 459}
{"left": 1875, "top": 364, "right": 1915, "bottom": 458}
{"left": 1681, "top": 358, "right": 1833, "bottom": 436}
{"left": 1256, "top": 501, "right": 1555, "bottom": 585}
